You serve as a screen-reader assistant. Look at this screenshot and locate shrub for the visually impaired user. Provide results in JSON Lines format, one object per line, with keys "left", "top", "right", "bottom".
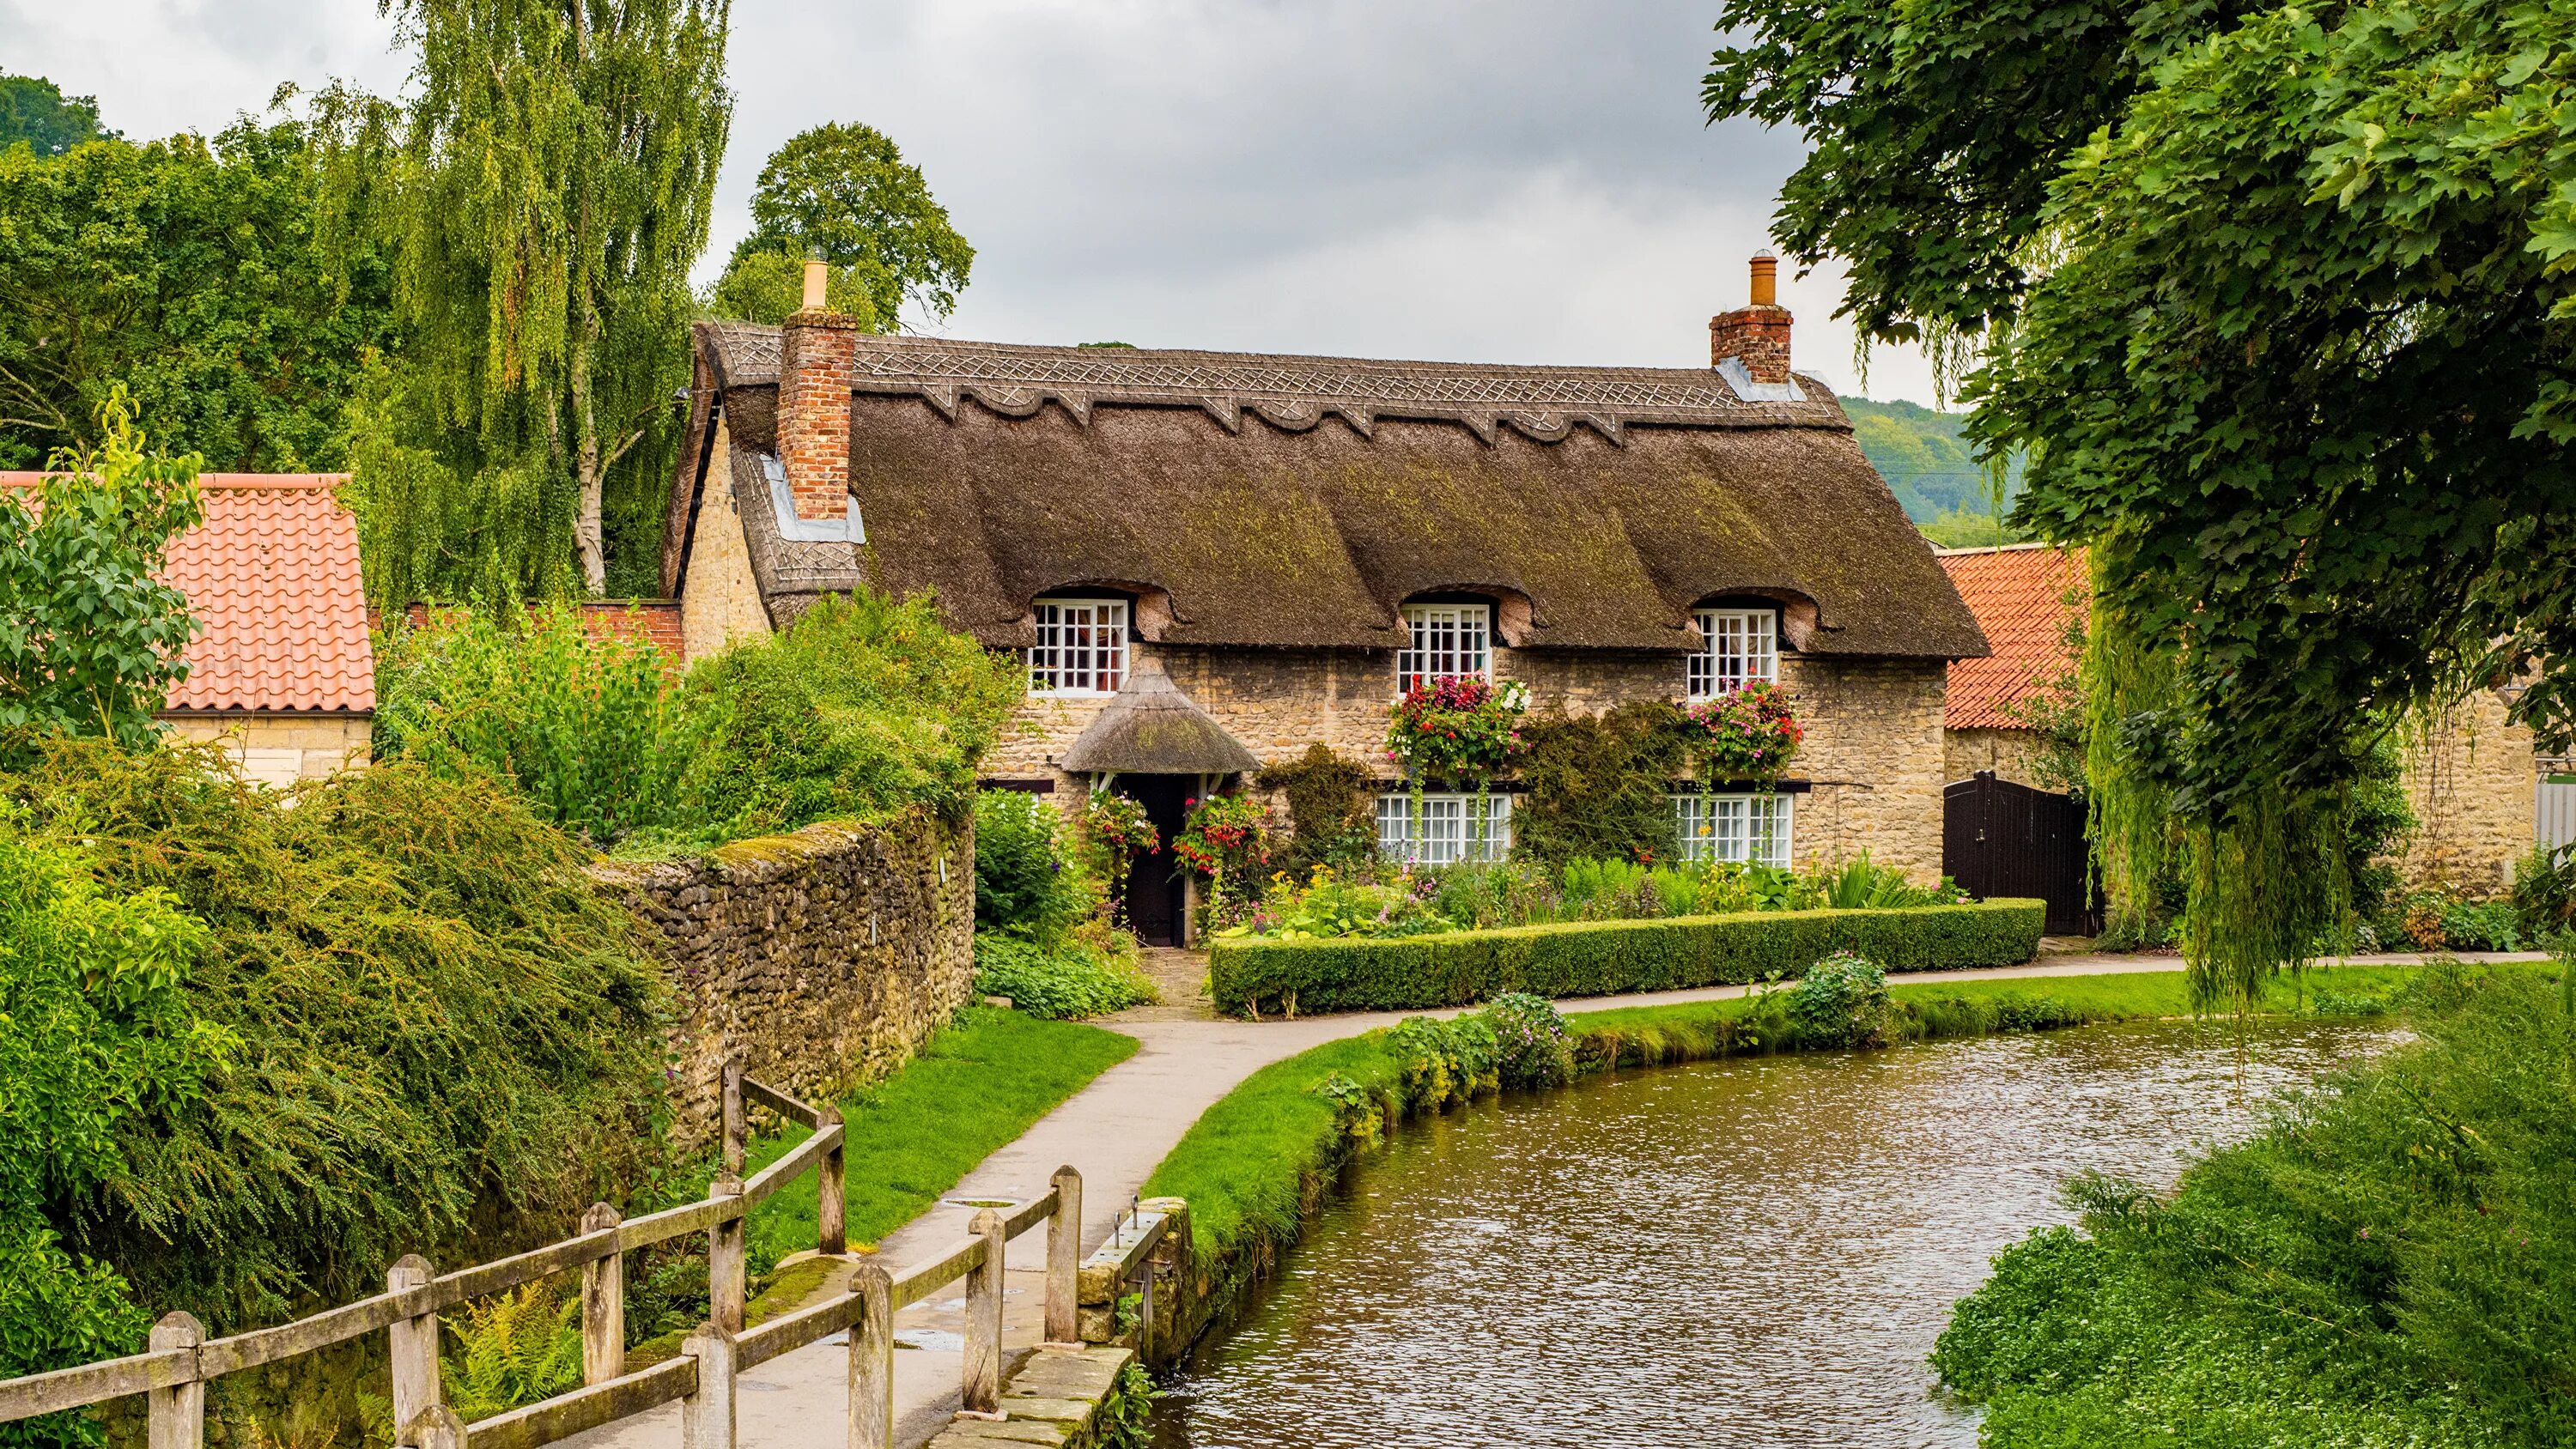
{"left": 679, "top": 591, "right": 1022, "bottom": 838}
{"left": 1789, "top": 951, "right": 1891, "bottom": 1048}
{"left": 1256, "top": 745, "right": 1378, "bottom": 877}
{"left": 971, "top": 931, "right": 1154, "bottom": 1020}
{"left": 374, "top": 604, "right": 692, "bottom": 846}
{"left": 972, "top": 791, "right": 1081, "bottom": 943}
{"left": 2512, "top": 846, "right": 2574, "bottom": 938}
{"left": 1485, "top": 991, "right": 1572, "bottom": 1088}
{"left": 2439, "top": 898, "right": 2524, "bottom": 952}
{"left": 1209, "top": 900, "right": 2046, "bottom": 1015}
{"left": 1512, "top": 702, "right": 1689, "bottom": 864}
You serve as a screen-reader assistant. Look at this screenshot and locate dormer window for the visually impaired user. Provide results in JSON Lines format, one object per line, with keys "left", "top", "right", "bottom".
{"left": 1030, "top": 597, "right": 1127, "bottom": 695}
{"left": 1688, "top": 606, "right": 1778, "bottom": 700}
{"left": 1399, "top": 602, "right": 1492, "bottom": 694}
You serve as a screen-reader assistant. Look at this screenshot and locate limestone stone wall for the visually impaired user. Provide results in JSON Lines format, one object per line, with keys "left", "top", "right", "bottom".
{"left": 679, "top": 416, "right": 776, "bottom": 664}
{"left": 986, "top": 642, "right": 1952, "bottom": 882}
{"left": 592, "top": 812, "right": 975, "bottom": 1149}
{"left": 1945, "top": 726, "right": 2063, "bottom": 790}
{"left": 161, "top": 712, "right": 372, "bottom": 788}
{"left": 2400, "top": 686, "right": 2539, "bottom": 896}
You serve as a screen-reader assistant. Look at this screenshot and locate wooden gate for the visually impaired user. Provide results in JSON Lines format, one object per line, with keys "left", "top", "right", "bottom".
{"left": 1944, "top": 771, "right": 2098, "bottom": 936}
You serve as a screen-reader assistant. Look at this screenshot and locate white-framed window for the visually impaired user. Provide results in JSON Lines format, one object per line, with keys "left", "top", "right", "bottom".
{"left": 1398, "top": 603, "right": 1492, "bottom": 694}
{"left": 1029, "top": 598, "right": 1127, "bottom": 695}
{"left": 1376, "top": 792, "right": 1513, "bottom": 865}
{"left": 1671, "top": 792, "right": 1795, "bottom": 866}
{"left": 1687, "top": 607, "right": 1779, "bottom": 700}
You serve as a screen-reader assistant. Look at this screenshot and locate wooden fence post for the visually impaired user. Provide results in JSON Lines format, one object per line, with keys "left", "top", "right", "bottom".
{"left": 846, "top": 1263, "right": 893, "bottom": 1449}
{"left": 404, "top": 1406, "right": 464, "bottom": 1449}
{"left": 962, "top": 1208, "right": 1005, "bottom": 1415}
{"left": 1045, "top": 1165, "right": 1082, "bottom": 1344}
{"left": 580, "top": 1202, "right": 624, "bottom": 1385}
{"left": 145, "top": 1313, "right": 204, "bottom": 1449}
{"left": 817, "top": 1106, "right": 847, "bottom": 1256}
{"left": 720, "top": 1059, "right": 745, "bottom": 1177}
{"left": 679, "top": 1323, "right": 737, "bottom": 1449}
{"left": 708, "top": 1174, "right": 747, "bottom": 1335}
{"left": 386, "top": 1255, "right": 440, "bottom": 1441}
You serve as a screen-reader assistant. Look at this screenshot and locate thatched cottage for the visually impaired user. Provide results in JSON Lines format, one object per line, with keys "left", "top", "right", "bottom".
{"left": 662, "top": 255, "right": 1990, "bottom": 943}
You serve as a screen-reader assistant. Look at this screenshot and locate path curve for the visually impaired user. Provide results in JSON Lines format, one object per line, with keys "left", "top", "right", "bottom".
{"left": 565, "top": 949, "right": 2542, "bottom": 1449}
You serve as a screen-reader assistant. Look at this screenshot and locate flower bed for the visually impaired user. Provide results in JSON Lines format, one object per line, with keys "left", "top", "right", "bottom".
{"left": 1207, "top": 899, "right": 2048, "bottom": 1016}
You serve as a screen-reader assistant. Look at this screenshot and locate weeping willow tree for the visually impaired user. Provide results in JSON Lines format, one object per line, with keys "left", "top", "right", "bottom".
{"left": 315, "top": 0, "right": 732, "bottom": 605}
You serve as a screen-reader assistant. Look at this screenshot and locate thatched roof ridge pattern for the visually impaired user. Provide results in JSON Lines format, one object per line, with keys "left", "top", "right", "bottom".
{"left": 690, "top": 325, "right": 1988, "bottom": 660}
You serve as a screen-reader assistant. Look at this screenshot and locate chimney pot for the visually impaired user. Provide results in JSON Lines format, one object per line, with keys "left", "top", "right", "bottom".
{"left": 1710, "top": 247, "right": 1794, "bottom": 389}
{"left": 1749, "top": 250, "right": 1778, "bottom": 307}
{"left": 800, "top": 257, "right": 829, "bottom": 312}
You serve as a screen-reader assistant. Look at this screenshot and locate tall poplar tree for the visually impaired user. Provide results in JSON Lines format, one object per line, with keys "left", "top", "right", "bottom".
{"left": 318, "top": 0, "right": 731, "bottom": 602}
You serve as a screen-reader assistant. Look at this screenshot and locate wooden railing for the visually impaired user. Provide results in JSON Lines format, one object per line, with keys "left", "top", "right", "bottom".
{"left": 0, "top": 1064, "right": 1094, "bottom": 1449}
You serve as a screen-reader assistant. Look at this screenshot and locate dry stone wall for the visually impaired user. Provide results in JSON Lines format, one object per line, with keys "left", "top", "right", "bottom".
{"left": 2400, "top": 686, "right": 2539, "bottom": 896}
{"left": 592, "top": 812, "right": 975, "bottom": 1149}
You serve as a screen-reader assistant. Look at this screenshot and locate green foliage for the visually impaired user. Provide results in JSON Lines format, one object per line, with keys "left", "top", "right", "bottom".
{"left": 1484, "top": 991, "right": 1572, "bottom": 1089}
{"left": 716, "top": 122, "right": 974, "bottom": 328}
{"left": 972, "top": 791, "right": 1082, "bottom": 943}
{"left": 0, "top": 401, "right": 202, "bottom": 748}
{"left": 1172, "top": 791, "right": 1271, "bottom": 885}
{"left": 1383, "top": 676, "right": 1528, "bottom": 788}
{"left": 3, "top": 737, "right": 668, "bottom": 1329}
{"left": 1255, "top": 745, "right": 1377, "bottom": 877}
{"left": 0, "top": 75, "right": 114, "bottom": 158}
{"left": 313, "top": 0, "right": 733, "bottom": 597}
{"left": 0, "top": 116, "right": 384, "bottom": 472}
{"left": 1707, "top": 0, "right": 2576, "bottom": 997}
{"left": 971, "top": 931, "right": 1154, "bottom": 1020}
{"left": 678, "top": 592, "right": 1023, "bottom": 836}
{"left": 1935, "top": 968, "right": 2576, "bottom": 1445}
{"left": 1682, "top": 681, "right": 1803, "bottom": 784}
{"left": 1068, "top": 791, "right": 1159, "bottom": 906}
{"left": 1841, "top": 397, "right": 2023, "bottom": 524}
{"left": 1789, "top": 951, "right": 1892, "bottom": 1048}
{"left": 701, "top": 247, "right": 879, "bottom": 329}
{"left": 1098, "top": 1360, "right": 1157, "bottom": 1449}
{"left": 440, "top": 1284, "right": 583, "bottom": 1422}
{"left": 1512, "top": 702, "right": 1689, "bottom": 865}
{"left": 374, "top": 605, "right": 694, "bottom": 846}
{"left": 1913, "top": 504, "right": 2021, "bottom": 549}
{"left": 1809, "top": 852, "right": 1971, "bottom": 910}
{"left": 1209, "top": 899, "right": 2046, "bottom": 1016}
{"left": 2514, "top": 846, "right": 2576, "bottom": 938}
{"left": 0, "top": 807, "right": 229, "bottom": 1449}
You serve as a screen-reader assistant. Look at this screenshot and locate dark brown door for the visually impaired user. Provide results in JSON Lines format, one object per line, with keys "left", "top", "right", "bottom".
{"left": 1115, "top": 776, "right": 1194, "bottom": 948}
{"left": 1943, "top": 771, "right": 2099, "bottom": 936}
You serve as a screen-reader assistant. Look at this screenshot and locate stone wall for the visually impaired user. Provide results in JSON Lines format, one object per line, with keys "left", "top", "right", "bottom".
{"left": 987, "top": 642, "right": 1953, "bottom": 882}
{"left": 1945, "top": 726, "right": 2065, "bottom": 791}
{"left": 161, "top": 712, "right": 372, "bottom": 789}
{"left": 679, "top": 416, "right": 776, "bottom": 664}
{"left": 2400, "top": 686, "right": 2539, "bottom": 896}
{"left": 592, "top": 812, "right": 975, "bottom": 1149}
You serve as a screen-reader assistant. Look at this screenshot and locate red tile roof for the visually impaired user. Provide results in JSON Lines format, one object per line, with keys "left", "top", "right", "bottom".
{"left": 1936, "top": 543, "right": 2087, "bottom": 731}
{"left": 2, "top": 472, "right": 375, "bottom": 714}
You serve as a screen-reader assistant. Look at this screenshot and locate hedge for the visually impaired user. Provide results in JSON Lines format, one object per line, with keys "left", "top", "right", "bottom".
{"left": 1208, "top": 900, "right": 2048, "bottom": 1015}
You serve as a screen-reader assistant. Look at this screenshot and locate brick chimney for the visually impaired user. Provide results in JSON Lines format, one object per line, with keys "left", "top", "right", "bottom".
{"left": 1710, "top": 250, "right": 1794, "bottom": 387}
{"left": 778, "top": 257, "right": 860, "bottom": 522}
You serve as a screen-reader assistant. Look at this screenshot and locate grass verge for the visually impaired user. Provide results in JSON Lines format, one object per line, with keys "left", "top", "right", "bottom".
{"left": 1140, "top": 962, "right": 2492, "bottom": 1342}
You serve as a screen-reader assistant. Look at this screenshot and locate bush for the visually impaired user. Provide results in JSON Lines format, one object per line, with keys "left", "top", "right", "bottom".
{"left": 1257, "top": 745, "right": 1377, "bottom": 877}
{"left": 1789, "top": 951, "right": 1891, "bottom": 1048}
{"left": 374, "top": 604, "right": 692, "bottom": 846}
{"left": 1511, "top": 702, "right": 1689, "bottom": 865}
{"left": 1209, "top": 899, "right": 2047, "bottom": 1015}
{"left": 1485, "top": 991, "right": 1572, "bottom": 1088}
{"left": 973, "top": 791, "right": 1082, "bottom": 942}
{"left": 971, "top": 932, "right": 1154, "bottom": 1020}
{"left": 679, "top": 591, "right": 1023, "bottom": 838}
{"left": 2512, "top": 846, "right": 2574, "bottom": 938}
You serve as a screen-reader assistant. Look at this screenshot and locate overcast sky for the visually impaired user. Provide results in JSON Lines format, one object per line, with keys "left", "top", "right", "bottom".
{"left": 3, "top": 0, "right": 1942, "bottom": 403}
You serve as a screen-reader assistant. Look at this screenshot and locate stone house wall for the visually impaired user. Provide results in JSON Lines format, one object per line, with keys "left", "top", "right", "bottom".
{"left": 2401, "top": 686, "right": 2539, "bottom": 896}
{"left": 679, "top": 414, "right": 775, "bottom": 664}
{"left": 592, "top": 811, "right": 975, "bottom": 1149}
{"left": 161, "top": 712, "right": 372, "bottom": 789}
{"left": 1944, "top": 726, "right": 2066, "bottom": 792}
{"left": 984, "top": 642, "right": 1951, "bottom": 882}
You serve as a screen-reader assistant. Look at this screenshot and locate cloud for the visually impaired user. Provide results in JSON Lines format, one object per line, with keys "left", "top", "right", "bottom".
{"left": 6, "top": 0, "right": 1941, "bottom": 403}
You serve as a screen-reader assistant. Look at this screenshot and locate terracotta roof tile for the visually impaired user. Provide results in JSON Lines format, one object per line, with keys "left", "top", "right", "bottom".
{"left": 1936, "top": 543, "right": 2087, "bottom": 730}
{"left": 2, "top": 471, "right": 375, "bottom": 714}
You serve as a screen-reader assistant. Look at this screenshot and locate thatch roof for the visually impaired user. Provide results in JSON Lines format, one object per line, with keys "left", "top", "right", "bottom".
{"left": 671, "top": 325, "right": 1989, "bottom": 660}
{"left": 1058, "top": 659, "right": 1261, "bottom": 775}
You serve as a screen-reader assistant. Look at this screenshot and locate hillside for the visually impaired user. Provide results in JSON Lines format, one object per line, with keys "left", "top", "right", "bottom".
{"left": 1838, "top": 397, "right": 2025, "bottom": 544}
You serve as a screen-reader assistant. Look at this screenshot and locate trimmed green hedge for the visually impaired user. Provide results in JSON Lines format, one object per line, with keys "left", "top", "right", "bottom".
{"left": 1208, "top": 900, "right": 2048, "bottom": 1015}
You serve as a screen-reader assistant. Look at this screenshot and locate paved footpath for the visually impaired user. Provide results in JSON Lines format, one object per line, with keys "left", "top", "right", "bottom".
{"left": 565, "top": 948, "right": 2541, "bottom": 1449}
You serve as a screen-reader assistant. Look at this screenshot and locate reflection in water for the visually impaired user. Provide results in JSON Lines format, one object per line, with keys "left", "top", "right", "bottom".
{"left": 1151, "top": 1018, "right": 2395, "bottom": 1449}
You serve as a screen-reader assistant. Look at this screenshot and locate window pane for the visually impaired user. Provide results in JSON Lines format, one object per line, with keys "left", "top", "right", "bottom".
{"left": 1400, "top": 603, "right": 1493, "bottom": 693}
{"left": 1691, "top": 609, "right": 1780, "bottom": 699}
{"left": 1029, "top": 600, "right": 1127, "bottom": 693}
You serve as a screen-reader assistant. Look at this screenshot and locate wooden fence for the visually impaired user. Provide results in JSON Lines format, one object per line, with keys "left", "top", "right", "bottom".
{"left": 0, "top": 1064, "right": 1097, "bottom": 1449}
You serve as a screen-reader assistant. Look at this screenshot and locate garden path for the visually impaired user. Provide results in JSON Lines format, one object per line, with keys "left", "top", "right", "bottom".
{"left": 561, "top": 948, "right": 2543, "bottom": 1449}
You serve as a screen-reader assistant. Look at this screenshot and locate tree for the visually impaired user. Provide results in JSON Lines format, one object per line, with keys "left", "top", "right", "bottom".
{"left": 0, "top": 74, "right": 115, "bottom": 157}
{"left": 1708, "top": 0, "right": 2576, "bottom": 1005}
{"left": 710, "top": 122, "right": 972, "bottom": 330}
{"left": 0, "top": 396, "right": 203, "bottom": 750}
{"left": 316, "top": 0, "right": 732, "bottom": 599}
{"left": 0, "top": 118, "right": 393, "bottom": 472}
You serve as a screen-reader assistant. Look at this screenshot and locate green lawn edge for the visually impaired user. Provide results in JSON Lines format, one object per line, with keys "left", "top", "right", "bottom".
{"left": 1139, "top": 962, "right": 2496, "bottom": 1346}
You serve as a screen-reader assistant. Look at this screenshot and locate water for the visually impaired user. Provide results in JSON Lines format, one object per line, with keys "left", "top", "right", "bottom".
{"left": 1151, "top": 1018, "right": 2397, "bottom": 1449}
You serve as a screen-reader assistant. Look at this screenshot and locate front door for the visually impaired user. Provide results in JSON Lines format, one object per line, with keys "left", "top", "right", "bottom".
{"left": 1115, "top": 775, "right": 1194, "bottom": 947}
